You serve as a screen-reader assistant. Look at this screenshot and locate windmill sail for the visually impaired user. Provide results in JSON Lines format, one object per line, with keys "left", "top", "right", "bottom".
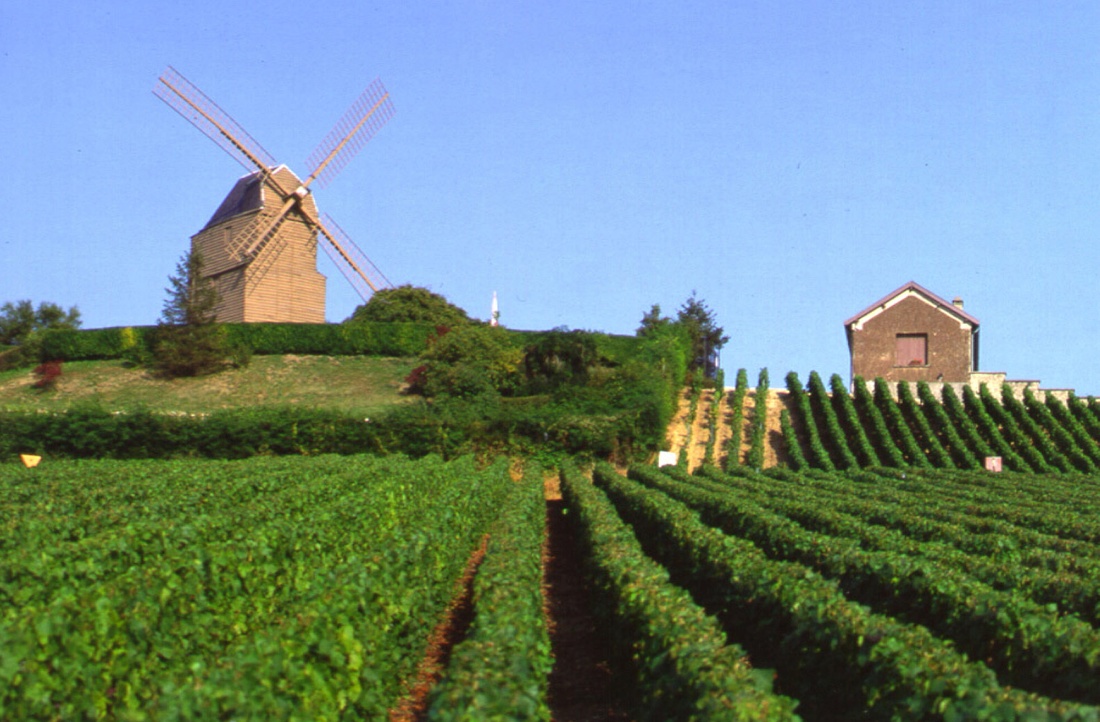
{"left": 154, "top": 67, "right": 276, "bottom": 175}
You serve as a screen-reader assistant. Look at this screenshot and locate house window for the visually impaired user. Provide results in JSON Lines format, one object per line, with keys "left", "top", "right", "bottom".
{"left": 896, "top": 334, "right": 927, "bottom": 366}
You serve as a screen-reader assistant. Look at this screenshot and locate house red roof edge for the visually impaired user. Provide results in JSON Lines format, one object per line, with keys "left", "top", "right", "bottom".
{"left": 843, "top": 280, "right": 981, "bottom": 328}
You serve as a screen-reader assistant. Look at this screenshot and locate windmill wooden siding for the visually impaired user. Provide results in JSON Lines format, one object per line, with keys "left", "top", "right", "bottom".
{"left": 191, "top": 166, "right": 326, "bottom": 323}
{"left": 845, "top": 281, "right": 980, "bottom": 385}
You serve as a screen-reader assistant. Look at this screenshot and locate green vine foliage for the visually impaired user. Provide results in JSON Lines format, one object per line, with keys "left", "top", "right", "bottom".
{"left": 784, "top": 371, "right": 834, "bottom": 471}
{"left": 961, "top": 385, "right": 1031, "bottom": 472}
{"left": 852, "top": 377, "right": 907, "bottom": 467}
{"left": 828, "top": 374, "right": 880, "bottom": 467}
{"left": 724, "top": 368, "right": 750, "bottom": 468}
{"left": 895, "top": 381, "right": 954, "bottom": 469}
{"left": 914, "top": 382, "right": 980, "bottom": 469}
{"left": 806, "top": 371, "right": 858, "bottom": 470}
{"left": 978, "top": 384, "right": 1053, "bottom": 473}
{"left": 745, "top": 369, "right": 769, "bottom": 470}
{"left": 872, "top": 379, "right": 931, "bottom": 468}
{"left": 1045, "top": 393, "right": 1100, "bottom": 467}
{"left": 1022, "top": 389, "right": 1094, "bottom": 472}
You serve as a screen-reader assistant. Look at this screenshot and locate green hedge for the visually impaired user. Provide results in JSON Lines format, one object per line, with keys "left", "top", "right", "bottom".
{"left": 0, "top": 396, "right": 671, "bottom": 463}
{"left": 34, "top": 322, "right": 437, "bottom": 362}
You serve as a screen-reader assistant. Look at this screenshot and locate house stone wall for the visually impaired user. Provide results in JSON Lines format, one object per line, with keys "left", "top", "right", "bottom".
{"left": 850, "top": 295, "right": 973, "bottom": 384}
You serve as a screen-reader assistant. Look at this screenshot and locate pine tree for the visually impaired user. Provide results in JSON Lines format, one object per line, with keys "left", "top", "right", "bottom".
{"left": 152, "top": 249, "right": 230, "bottom": 377}
{"left": 676, "top": 292, "right": 728, "bottom": 378}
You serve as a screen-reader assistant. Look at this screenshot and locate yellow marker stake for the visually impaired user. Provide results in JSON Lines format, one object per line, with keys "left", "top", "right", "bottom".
{"left": 20, "top": 454, "right": 41, "bottom": 468}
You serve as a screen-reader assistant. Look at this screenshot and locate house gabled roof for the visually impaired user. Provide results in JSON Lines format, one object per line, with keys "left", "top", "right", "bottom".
{"left": 844, "top": 280, "right": 980, "bottom": 331}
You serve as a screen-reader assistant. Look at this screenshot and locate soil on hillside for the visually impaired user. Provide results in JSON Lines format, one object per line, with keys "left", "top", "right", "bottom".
{"left": 669, "top": 387, "right": 793, "bottom": 472}
{"left": 683, "top": 389, "right": 713, "bottom": 471}
{"left": 665, "top": 388, "right": 693, "bottom": 460}
{"left": 389, "top": 537, "right": 487, "bottom": 721}
{"left": 713, "top": 389, "right": 734, "bottom": 467}
{"left": 391, "top": 476, "right": 630, "bottom": 721}
{"left": 544, "top": 476, "right": 632, "bottom": 721}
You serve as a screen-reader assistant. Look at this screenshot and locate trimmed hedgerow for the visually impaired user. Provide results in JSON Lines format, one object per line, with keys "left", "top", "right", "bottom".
{"left": 35, "top": 323, "right": 437, "bottom": 363}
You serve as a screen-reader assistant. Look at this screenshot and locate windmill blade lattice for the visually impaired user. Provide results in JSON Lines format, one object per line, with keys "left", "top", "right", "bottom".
{"left": 317, "top": 212, "right": 391, "bottom": 300}
{"left": 154, "top": 66, "right": 277, "bottom": 175}
{"left": 305, "top": 78, "right": 395, "bottom": 190}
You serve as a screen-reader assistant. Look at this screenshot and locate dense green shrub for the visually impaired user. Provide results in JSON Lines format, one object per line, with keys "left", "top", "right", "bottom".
{"left": 31, "top": 322, "right": 437, "bottom": 365}
{"left": 347, "top": 284, "right": 473, "bottom": 326}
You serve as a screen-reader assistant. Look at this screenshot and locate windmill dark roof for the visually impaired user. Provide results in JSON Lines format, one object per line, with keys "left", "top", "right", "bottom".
{"left": 201, "top": 171, "right": 265, "bottom": 231}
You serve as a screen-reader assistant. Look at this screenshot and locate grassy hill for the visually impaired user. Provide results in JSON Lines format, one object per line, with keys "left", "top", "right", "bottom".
{"left": 0, "top": 355, "right": 418, "bottom": 416}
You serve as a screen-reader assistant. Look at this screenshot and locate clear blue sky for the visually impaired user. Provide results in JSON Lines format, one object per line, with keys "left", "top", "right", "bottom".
{"left": 4, "top": 2, "right": 1100, "bottom": 392}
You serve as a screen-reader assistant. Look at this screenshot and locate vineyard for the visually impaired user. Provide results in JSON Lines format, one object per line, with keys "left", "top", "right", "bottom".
{"left": 9, "top": 369, "right": 1100, "bottom": 719}
{"left": 0, "top": 455, "right": 550, "bottom": 720}
{"left": 669, "top": 371, "right": 1100, "bottom": 474}
{"left": 576, "top": 462, "right": 1100, "bottom": 719}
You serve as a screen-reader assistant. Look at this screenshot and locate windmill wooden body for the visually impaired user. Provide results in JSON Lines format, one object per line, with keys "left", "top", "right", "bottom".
{"left": 155, "top": 67, "right": 393, "bottom": 323}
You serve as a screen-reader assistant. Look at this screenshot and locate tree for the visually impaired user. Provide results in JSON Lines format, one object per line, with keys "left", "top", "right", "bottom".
{"left": 0, "top": 299, "right": 81, "bottom": 346}
{"left": 151, "top": 249, "right": 230, "bottom": 377}
{"left": 676, "top": 292, "right": 728, "bottom": 378}
{"left": 348, "top": 285, "right": 472, "bottom": 327}
{"left": 523, "top": 328, "right": 601, "bottom": 393}
{"left": 636, "top": 303, "right": 672, "bottom": 338}
{"left": 160, "top": 249, "right": 220, "bottom": 326}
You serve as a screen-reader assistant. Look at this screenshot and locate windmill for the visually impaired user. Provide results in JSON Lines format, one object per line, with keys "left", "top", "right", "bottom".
{"left": 154, "top": 66, "right": 394, "bottom": 323}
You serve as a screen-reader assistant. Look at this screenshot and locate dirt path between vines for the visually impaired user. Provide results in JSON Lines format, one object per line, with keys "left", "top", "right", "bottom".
{"left": 544, "top": 476, "right": 632, "bottom": 721}
{"left": 389, "top": 537, "right": 488, "bottom": 721}
{"left": 669, "top": 386, "right": 793, "bottom": 471}
{"left": 393, "top": 477, "right": 631, "bottom": 721}
{"left": 666, "top": 388, "right": 693, "bottom": 460}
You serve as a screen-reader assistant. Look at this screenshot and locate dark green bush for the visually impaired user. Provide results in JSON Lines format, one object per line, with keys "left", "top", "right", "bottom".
{"left": 30, "top": 323, "right": 436, "bottom": 365}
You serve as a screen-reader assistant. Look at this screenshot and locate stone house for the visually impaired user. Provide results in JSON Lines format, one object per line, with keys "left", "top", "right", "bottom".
{"left": 844, "top": 281, "right": 980, "bottom": 385}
